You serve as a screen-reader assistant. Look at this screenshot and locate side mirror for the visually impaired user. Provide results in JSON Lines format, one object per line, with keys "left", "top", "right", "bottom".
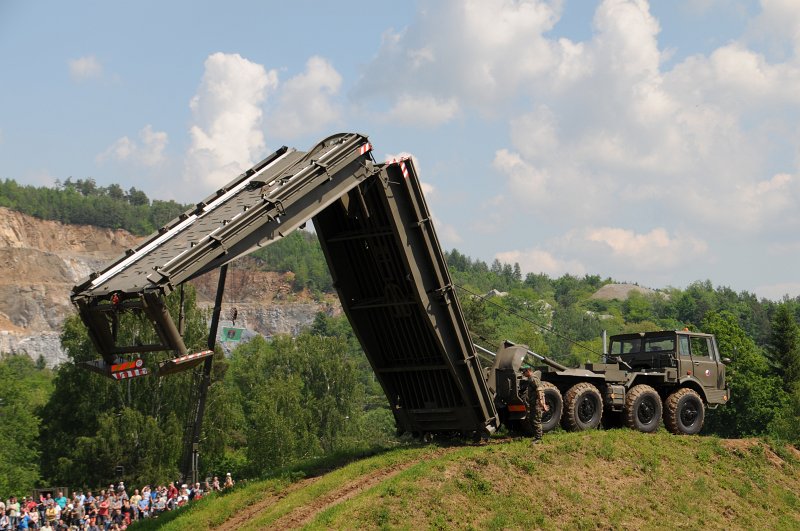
{"left": 722, "top": 357, "right": 731, "bottom": 365}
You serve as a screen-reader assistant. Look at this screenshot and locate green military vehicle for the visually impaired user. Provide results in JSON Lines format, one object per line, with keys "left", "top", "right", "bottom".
{"left": 490, "top": 330, "right": 730, "bottom": 435}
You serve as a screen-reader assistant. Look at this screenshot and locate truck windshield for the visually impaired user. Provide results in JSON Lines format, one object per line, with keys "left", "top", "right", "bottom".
{"left": 644, "top": 337, "right": 674, "bottom": 352}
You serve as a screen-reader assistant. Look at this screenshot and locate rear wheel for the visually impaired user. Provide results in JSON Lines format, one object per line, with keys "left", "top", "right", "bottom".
{"left": 624, "top": 385, "right": 662, "bottom": 433}
{"left": 541, "top": 382, "right": 563, "bottom": 433}
{"left": 664, "top": 388, "right": 705, "bottom": 435}
{"left": 561, "top": 382, "right": 603, "bottom": 431}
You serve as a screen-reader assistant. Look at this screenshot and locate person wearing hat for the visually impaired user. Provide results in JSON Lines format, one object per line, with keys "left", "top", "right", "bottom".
{"left": 521, "top": 364, "right": 549, "bottom": 443}
{"left": 223, "top": 473, "right": 234, "bottom": 489}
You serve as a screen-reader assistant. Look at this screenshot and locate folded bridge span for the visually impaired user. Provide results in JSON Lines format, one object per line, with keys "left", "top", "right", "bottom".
{"left": 71, "top": 132, "right": 498, "bottom": 441}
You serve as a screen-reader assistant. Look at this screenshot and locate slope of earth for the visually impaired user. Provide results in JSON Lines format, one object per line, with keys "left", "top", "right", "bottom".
{"left": 0, "top": 206, "right": 144, "bottom": 365}
{"left": 590, "top": 283, "right": 659, "bottom": 300}
{"left": 129, "top": 430, "right": 800, "bottom": 530}
{"left": 0, "top": 207, "right": 338, "bottom": 365}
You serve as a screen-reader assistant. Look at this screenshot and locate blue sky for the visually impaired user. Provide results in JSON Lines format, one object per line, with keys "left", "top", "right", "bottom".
{"left": 2, "top": 0, "right": 799, "bottom": 300}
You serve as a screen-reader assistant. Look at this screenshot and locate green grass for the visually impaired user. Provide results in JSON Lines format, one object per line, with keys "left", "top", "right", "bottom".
{"left": 130, "top": 431, "right": 800, "bottom": 530}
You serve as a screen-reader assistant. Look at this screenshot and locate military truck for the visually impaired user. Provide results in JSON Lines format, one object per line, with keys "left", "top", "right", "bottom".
{"left": 490, "top": 330, "right": 730, "bottom": 435}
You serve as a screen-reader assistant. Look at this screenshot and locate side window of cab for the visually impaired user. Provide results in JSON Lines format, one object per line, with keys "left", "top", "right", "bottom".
{"left": 679, "top": 336, "right": 690, "bottom": 357}
{"left": 689, "top": 336, "right": 711, "bottom": 359}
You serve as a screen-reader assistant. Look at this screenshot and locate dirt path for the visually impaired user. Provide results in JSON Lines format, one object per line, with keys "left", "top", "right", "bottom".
{"left": 220, "top": 445, "right": 465, "bottom": 530}
{"left": 214, "top": 439, "right": 523, "bottom": 530}
{"left": 212, "top": 476, "right": 319, "bottom": 531}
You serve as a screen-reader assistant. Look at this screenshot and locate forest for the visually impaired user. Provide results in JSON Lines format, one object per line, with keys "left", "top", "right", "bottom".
{"left": 0, "top": 183, "right": 799, "bottom": 499}
{"left": 0, "top": 178, "right": 186, "bottom": 235}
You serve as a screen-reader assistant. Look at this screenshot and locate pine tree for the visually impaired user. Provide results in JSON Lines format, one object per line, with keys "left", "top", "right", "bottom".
{"left": 769, "top": 303, "right": 800, "bottom": 390}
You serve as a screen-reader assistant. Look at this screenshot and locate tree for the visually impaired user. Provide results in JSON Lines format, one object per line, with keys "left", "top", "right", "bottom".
{"left": 0, "top": 356, "right": 52, "bottom": 498}
{"left": 769, "top": 303, "right": 800, "bottom": 390}
{"left": 702, "top": 311, "right": 788, "bottom": 437}
{"left": 39, "top": 286, "right": 209, "bottom": 487}
{"left": 768, "top": 383, "right": 800, "bottom": 447}
{"left": 224, "top": 333, "right": 364, "bottom": 476}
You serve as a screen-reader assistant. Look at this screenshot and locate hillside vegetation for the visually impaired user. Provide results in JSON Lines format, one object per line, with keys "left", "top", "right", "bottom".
{"left": 0, "top": 178, "right": 186, "bottom": 235}
{"left": 130, "top": 431, "right": 800, "bottom": 530}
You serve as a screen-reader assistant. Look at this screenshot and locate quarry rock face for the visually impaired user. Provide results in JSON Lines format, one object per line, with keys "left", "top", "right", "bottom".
{"left": 0, "top": 207, "right": 338, "bottom": 367}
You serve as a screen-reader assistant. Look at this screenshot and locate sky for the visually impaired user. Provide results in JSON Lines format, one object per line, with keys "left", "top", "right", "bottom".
{"left": 1, "top": 0, "right": 799, "bottom": 300}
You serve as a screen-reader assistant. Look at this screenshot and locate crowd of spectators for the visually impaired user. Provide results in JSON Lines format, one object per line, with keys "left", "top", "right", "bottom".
{"left": 0, "top": 473, "right": 235, "bottom": 530}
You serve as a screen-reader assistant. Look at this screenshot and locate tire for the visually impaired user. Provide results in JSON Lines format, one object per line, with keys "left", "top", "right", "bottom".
{"left": 624, "top": 385, "right": 662, "bottom": 433}
{"left": 541, "top": 382, "right": 563, "bottom": 433}
{"left": 664, "top": 388, "right": 705, "bottom": 435}
{"left": 561, "top": 382, "right": 603, "bottom": 431}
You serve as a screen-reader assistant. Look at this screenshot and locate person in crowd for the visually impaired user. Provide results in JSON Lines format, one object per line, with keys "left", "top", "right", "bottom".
{"left": 223, "top": 473, "right": 234, "bottom": 489}
{"left": 27, "top": 506, "right": 39, "bottom": 530}
{"left": 136, "top": 494, "right": 149, "bottom": 520}
{"left": 120, "top": 500, "right": 133, "bottom": 526}
{"left": 53, "top": 494, "right": 66, "bottom": 514}
{"left": 36, "top": 497, "right": 45, "bottom": 524}
{"left": 71, "top": 500, "right": 84, "bottom": 528}
{"left": 154, "top": 492, "right": 166, "bottom": 516}
{"left": 212, "top": 477, "right": 220, "bottom": 491}
{"left": 95, "top": 497, "right": 108, "bottom": 528}
{"left": 0, "top": 508, "right": 9, "bottom": 531}
{"left": 167, "top": 482, "right": 177, "bottom": 502}
{"left": 115, "top": 484, "right": 127, "bottom": 503}
{"left": 16, "top": 508, "right": 30, "bottom": 530}
{"left": 45, "top": 502, "right": 58, "bottom": 527}
{"left": 7, "top": 497, "right": 19, "bottom": 528}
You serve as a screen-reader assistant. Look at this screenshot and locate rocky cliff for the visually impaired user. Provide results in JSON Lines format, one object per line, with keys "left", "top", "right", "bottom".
{"left": 0, "top": 207, "right": 338, "bottom": 366}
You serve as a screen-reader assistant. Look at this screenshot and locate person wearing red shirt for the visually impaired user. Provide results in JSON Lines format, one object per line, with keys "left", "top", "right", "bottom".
{"left": 96, "top": 497, "right": 109, "bottom": 527}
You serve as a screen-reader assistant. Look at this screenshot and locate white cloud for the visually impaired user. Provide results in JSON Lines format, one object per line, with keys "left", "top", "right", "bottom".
{"left": 476, "top": 0, "right": 800, "bottom": 237}
{"left": 185, "top": 52, "right": 277, "bottom": 190}
{"left": 384, "top": 95, "right": 459, "bottom": 126}
{"left": 354, "top": 0, "right": 564, "bottom": 114}
{"left": 433, "top": 215, "right": 463, "bottom": 246}
{"left": 98, "top": 125, "right": 168, "bottom": 166}
{"left": 581, "top": 226, "right": 708, "bottom": 270}
{"left": 267, "top": 56, "right": 342, "bottom": 139}
{"left": 69, "top": 55, "right": 103, "bottom": 81}
{"left": 751, "top": 0, "right": 800, "bottom": 57}
{"left": 496, "top": 225, "right": 708, "bottom": 284}
{"left": 496, "top": 248, "right": 587, "bottom": 277}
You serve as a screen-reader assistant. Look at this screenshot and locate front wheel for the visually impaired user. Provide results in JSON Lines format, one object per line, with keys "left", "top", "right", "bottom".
{"left": 562, "top": 382, "right": 603, "bottom": 431}
{"left": 541, "top": 382, "right": 563, "bottom": 433}
{"left": 624, "top": 384, "right": 662, "bottom": 433}
{"left": 664, "top": 388, "right": 705, "bottom": 435}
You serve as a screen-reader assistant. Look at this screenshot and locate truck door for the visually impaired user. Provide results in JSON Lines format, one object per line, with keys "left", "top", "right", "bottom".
{"left": 689, "top": 336, "right": 717, "bottom": 388}
{"left": 677, "top": 335, "right": 692, "bottom": 377}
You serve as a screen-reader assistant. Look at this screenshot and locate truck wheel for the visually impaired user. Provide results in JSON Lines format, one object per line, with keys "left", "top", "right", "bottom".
{"left": 541, "top": 382, "right": 563, "bottom": 433}
{"left": 624, "top": 385, "right": 662, "bottom": 433}
{"left": 561, "top": 382, "right": 603, "bottom": 431}
{"left": 664, "top": 388, "right": 705, "bottom": 435}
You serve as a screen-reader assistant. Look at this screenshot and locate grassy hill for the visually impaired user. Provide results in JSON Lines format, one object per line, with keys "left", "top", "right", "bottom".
{"left": 131, "top": 430, "right": 800, "bottom": 530}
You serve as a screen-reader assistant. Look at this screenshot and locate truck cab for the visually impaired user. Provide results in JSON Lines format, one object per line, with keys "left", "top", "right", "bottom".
{"left": 609, "top": 330, "right": 728, "bottom": 403}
